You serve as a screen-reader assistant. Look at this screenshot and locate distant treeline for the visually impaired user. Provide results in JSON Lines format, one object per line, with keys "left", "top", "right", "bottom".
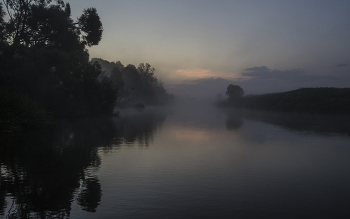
{"left": 218, "top": 88, "right": 350, "bottom": 115}
{"left": 93, "top": 58, "right": 174, "bottom": 106}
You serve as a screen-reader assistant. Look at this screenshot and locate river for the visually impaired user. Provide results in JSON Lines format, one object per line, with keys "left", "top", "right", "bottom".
{"left": 1, "top": 101, "right": 350, "bottom": 218}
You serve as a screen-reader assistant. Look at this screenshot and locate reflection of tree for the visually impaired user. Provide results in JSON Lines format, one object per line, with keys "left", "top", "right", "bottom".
{"left": 0, "top": 118, "right": 110, "bottom": 218}
{"left": 0, "top": 166, "right": 6, "bottom": 217}
{"left": 0, "top": 110, "right": 168, "bottom": 217}
{"left": 223, "top": 108, "right": 350, "bottom": 136}
{"left": 115, "top": 110, "right": 168, "bottom": 146}
{"left": 225, "top": 113, "right": 243, "bottom": 131}
{"left": 243, "top": 110, "right": 350, "bottom": 136}
{"left": 77, "top": 177, "right": 102, "bottom": 212}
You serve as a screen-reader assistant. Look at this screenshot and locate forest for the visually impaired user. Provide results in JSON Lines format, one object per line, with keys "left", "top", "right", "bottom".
{"left": 218, "top": 85, "right": 350, "bottom": 115}
{"left": 93, "top": 58, "right": 174, "bottom": 107}
{"left": 0, "top": 0, "right": 172, "bottom": 133}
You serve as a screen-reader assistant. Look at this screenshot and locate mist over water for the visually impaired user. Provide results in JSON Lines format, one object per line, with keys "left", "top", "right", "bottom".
{"left": 2, "top": 100, "right": 350, "bottom": 218}
{"left": 2, "top": 1, "right": 350, "bottom": 218}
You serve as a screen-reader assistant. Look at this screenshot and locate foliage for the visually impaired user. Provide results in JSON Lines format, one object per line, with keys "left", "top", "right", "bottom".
{"left": 0, "top": 45, "right": 118, "bottom": 117}
{"left": 0, "top": 3, "right": 5, "bottom": 40}
{"left": 226, "top": 84, "right": 244, "bottom": 99}
{"left": 218, "top": 87, "right": 350, "bottom": 115}
{"left": 0, "top": 0, "right": 118, "bottom": 119}
{"left": 93, "top": 58, "right": 174, "bottom": 106}
{"left": 0, "top": 86, "right": 51, "bottom": 133}
{"left": 78, "top": 7, "right": 103, "bottom": 47}
{"left": 2, "top": 0, "right": 102, "bottom": 48}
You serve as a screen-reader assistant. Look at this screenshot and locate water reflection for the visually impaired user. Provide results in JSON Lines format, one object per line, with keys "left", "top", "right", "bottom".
{"left": 225, "top": 114, "right": 243, "bottom": 131}
{"left": 115, "top": 109, "right": 168, "bottom": 146}
{"left": 0, "top": 172, "right": 6, "bottom": 216}
{"left": 77, "top": 177, "right": 101, "bottom": 213}
{"left": 224, "top": 108, "right": 350, "bottom": 137}
{"left": 0, "top": 109, "right": 168, "bottom": 218}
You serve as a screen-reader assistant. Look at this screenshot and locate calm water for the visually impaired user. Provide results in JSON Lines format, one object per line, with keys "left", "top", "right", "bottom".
{"left": 1, "top": 102, "right": 350, "bottom": 218}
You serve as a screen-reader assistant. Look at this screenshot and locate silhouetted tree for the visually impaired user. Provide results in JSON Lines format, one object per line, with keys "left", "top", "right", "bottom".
{"left": 2, "top": 0, "right": 102, "bottom": 49}
{"left": 0, "top": 3, "right": 5, "bottom": 40}
{"left": 110, "top": 65, "right": 124, "bottom": 89}
{"left": 138, "top": 63, "right": 156, "bottom": 83}
{"left": 77, "top": 7, "right": 103, "bottom": 47}
{"left": 226, "top": 84, "right": 244, "bottom": 99}
{"left": 0, "top": 0, "right": 117, "bottom": 117}
{"left": 94, "top": 58, "right": 174, "bottom": 106}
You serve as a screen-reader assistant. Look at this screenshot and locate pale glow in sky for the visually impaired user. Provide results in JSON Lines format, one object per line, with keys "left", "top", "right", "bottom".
{"left": 68, "top": 0, "right": 350, "bottom": 95}
{"left": 174, "top": 69, "right": 242, "bottom": 79}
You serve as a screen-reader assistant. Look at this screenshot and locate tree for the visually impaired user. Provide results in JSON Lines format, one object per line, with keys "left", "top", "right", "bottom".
{"left": 226, "top": 84, "right": 244, "bottom": 99}
{"left": 0, "top": 3, "right": 5, "bottom": 40}
{"left": 26, "top": 2, "right": 82, "bottom": 51}
{"left": 78, "top": 7, "right": 103, "bottom": 47}
{"left": 2, "top": 0, "right": 103, "bottom": 50}
{"left": 110, "top": 66, "right": 124, "bottom": 89}
{"left": 0, "top": 0, "right": 117, "bottom": 116}
{"left": 94, "top": 58, "right": 174, "bottom": 105}
{"left": 138, "top": 63, "right": 156, "bottom": 83}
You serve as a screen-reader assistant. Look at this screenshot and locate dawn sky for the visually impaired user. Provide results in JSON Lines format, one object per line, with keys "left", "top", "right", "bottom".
{"left": 68, "top": 0, "right": 350, "bottom": 96}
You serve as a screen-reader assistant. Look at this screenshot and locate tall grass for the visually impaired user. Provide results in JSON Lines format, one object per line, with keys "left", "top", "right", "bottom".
{"left": 0, "top": 87, "right": 51, "bottom": 133}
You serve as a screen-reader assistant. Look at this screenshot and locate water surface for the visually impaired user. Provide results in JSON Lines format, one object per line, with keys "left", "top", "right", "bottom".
{"left": 1, "top": 102, "right": 350, "bottom": 218}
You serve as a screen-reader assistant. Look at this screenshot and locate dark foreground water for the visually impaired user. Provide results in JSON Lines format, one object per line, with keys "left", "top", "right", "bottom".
{"left": 1, "top": 102, "right": 350, "bottom": 218}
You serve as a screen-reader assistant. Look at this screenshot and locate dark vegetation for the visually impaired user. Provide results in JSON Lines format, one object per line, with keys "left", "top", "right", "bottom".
{"left": 0, "top": 87, "right": 51, "bottom": 132}
{"left": 218, "top": 85, "right": 350, "bottom": 115}
{"left": 225, "top": 84, "right": 244, "bottom": 100}
{"left": 0, "top": 0, "right": 172, "bottom": 133}
{"left": 93, "top": 58, "right": 174, "bottom": 107}
{"left": 0, "top": 0, "right": 116, "bottom": 132}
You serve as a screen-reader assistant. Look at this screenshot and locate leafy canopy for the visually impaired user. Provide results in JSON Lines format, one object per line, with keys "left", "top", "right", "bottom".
{"left": 0, "top": 0, "right": 118, "bottom": 116}
{"left": 226, "top": 84, "right": 244, "bottom": 99}
{"left": 1, "top": 0, "right": 103, "bottom": 50}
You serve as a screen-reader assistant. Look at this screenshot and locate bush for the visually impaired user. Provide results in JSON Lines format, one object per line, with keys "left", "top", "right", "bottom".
{"left": 0, "top": 87, "right": 51, "bottom": 133}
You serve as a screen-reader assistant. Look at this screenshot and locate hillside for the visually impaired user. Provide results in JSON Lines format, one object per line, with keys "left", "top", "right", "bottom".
{"left": 218, "top": 88, "right": 350, "bottom": 114}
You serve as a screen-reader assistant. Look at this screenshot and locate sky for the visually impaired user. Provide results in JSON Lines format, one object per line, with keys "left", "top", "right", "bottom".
{"left": 68, "top": 0, "right": 350, "bottom": 97}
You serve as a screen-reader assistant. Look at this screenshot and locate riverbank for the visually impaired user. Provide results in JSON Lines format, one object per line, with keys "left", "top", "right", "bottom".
{"left": 217, "top": 88, "right": 350, "bottom": 115}
{"left": 0, "top": 87, "right": 51, "bottom": 133}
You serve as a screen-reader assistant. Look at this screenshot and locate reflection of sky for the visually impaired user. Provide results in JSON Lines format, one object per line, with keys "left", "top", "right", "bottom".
{"left": 3, "top": 106, "right": 350, "bottom": 218}
{"left": 67, "top": 0, "right": 350, "bottom": 95}
{"left": 101, "top": 105, "right": 350, "bottom": 169}
{"left": 88, "top": 107, "right": 350, "bottom": 218}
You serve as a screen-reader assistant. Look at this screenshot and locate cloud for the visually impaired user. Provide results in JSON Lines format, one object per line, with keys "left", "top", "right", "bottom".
{"left": 244, "top": 66, "right": 270, "bottom": 72}
{"left": 176, "top": 69, "right": 222, "bottom": 78}
{"left": 336, "top": 64, "right": 348, "bottom": 67}
{"left": 190, "top": 77, "right": 234, "bottom": 85}
{"left": 174, "top": 68, "right": 241, "bottom": 80}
